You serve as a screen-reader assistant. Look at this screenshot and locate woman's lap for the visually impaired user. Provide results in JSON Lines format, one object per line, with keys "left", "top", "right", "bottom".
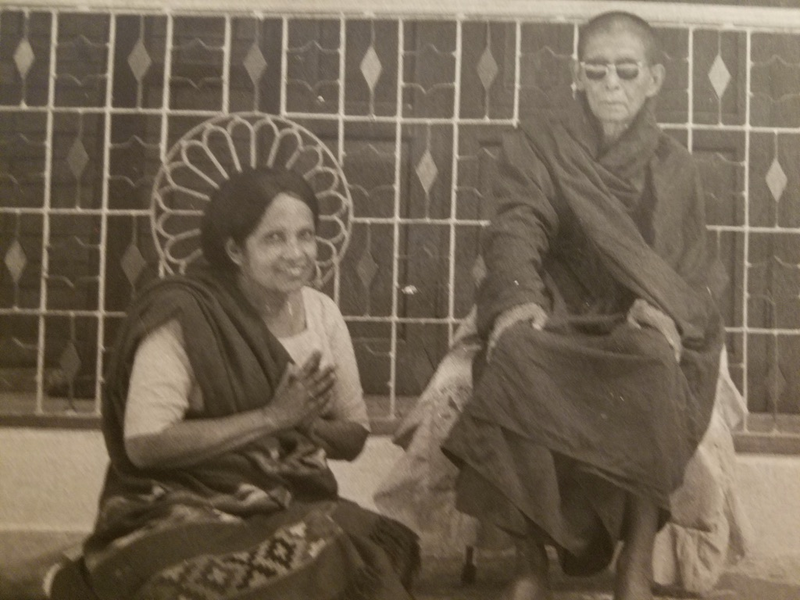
{"left": 51, "top": 500, "right": 418, "bottom": 600}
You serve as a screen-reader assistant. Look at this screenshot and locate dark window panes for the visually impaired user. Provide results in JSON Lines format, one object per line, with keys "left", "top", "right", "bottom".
{"left": 46, "top": 214, "right": 102, "bottom": 312}
{"left": 0, "top": 213, "right": 43, "bottom": 310}
{"left": 748, "top": 233, "right": 800, "bottom": 331}
{"left": 396, "top": 222, "right": 450, "bottom": 319}
{"left": 693, "top": 29, "right": 746, "bottom": 125}
{"left": 0, "top": 111, "right": 47, "bottom": 208}
{"left": 343, "top": 121, "right": 398, "bottom": 220}
{"left": 0, "top": 11, "right": 52, "bottom": 107}
{"left": 104, "top": 214, "right": 160, "bottom": 312}
{"left": 460, "top": 21, "right": 515, "bottom": 120}
{"left": 519, "top": 22, "right": 573, "bottom": 117}
{"left": 403, "top": 20, "right": 456, "bottom": 119}
{"left": 170, "top": 17, "right": 225, "bottom": 111}
{"left": 456, "top": 124, "right": 510, "bottom": 220}
{"left": 693, "top": 129, "right": 746, "bottom": 228}
{"left": 749, "top": 132, "right": 800, "bottom": 229}
{"left": 339, "top": 221, "right": 394, "bottom": 318}
{"left": 42, "top": 314, "right": 98, "bottom": 412}
{"left": 50, "top": 112, "right": 106, "bottom": 209}
{"left": 345, "top": 20, "right": 398, "bottom": 117}
{"left": 286, "top": 19, "right": 340, "bottom": 114}
{"left": 747, "top": 333, "right": 800, "bottom": 415}
{"left": 229, "top": 17, "right": 282, "bottom": 114}
{"left": 751, "top": 33, "right": 800, "bottom": 128}
{"left": 109, "top": 113, "right": 163, "bottom": 210}
{"left": 653, "top": 27, "right": 689, "bottom": 124}
{"left": 113, "top": 15, "right": 167, "bottom": 109}
{"left": 54, "top": 13, "right": 109, "bottom": 107}
{"left": 399, "top": 123, "right": 453, "bottom": 220}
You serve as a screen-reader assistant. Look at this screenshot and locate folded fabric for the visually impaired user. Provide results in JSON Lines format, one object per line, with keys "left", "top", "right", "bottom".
{"left": 374, "top": 310, "right": 751, "bottom": 595}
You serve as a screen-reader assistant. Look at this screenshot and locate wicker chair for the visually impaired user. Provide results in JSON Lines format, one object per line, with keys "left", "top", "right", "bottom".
{"left": 151, "top": 112, "right": 352, "bottom": 282}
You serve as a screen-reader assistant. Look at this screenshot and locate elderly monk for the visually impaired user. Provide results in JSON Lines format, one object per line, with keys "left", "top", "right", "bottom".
{"left": 442, "top": 11, "right": 725, "bottom": 600}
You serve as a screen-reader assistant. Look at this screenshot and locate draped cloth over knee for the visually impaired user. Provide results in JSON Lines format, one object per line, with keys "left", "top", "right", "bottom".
{"left": 442, "top": 100, "right": 725, "bottom": 576}
{"left": 50, "top": 267, "right": 419, "bottom": 600}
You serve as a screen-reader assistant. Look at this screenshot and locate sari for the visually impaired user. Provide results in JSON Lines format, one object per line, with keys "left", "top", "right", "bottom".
{"left": 50, "top": 267, "right": 419, "bottom": 600}
{"left": 441, "top": 99, "right": 726, "bottom": 576}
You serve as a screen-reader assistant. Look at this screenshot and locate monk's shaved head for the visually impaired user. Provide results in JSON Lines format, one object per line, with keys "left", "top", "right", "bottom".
{"left": 578, "top": 11, "right": 660, "bottom": 65}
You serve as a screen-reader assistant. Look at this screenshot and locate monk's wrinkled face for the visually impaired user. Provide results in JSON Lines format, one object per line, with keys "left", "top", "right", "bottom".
{"left": 575, "top": 25, "right": 664, "bottom": 134}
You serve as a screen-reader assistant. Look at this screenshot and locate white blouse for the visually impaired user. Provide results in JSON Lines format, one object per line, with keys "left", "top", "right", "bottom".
{"left": 124, "top": 287, "right": 368, "bottom": 441}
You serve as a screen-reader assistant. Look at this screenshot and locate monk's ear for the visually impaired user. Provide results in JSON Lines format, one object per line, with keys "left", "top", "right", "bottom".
{"left": 225, "top": 238, "right": 244, "bottom": 267}
{"left": 645, "top": 63, "right": 666, "bottom": 98}
{"left": 572, "top": 59, "right": 586, "bottom": 91}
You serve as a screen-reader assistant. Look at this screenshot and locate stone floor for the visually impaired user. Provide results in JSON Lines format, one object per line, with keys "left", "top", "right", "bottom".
{"left": 413, "top": 553, "right": 800, "bottom": 600}
{"left": 2, "top": 531, "right": 800, "bottom": 600}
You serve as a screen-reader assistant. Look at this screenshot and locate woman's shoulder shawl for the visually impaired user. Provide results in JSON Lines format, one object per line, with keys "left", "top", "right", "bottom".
{"left": 101, "top": 270, "right": 290, "bottom": 469}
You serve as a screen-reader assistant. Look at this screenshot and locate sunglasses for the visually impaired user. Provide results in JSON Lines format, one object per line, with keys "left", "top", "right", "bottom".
{"left": 580, "top": 61, "right": 645, "bottom": 81}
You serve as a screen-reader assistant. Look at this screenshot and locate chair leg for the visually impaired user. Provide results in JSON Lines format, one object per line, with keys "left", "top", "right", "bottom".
{"left": 460, "top": 545, "right": 477, "bottom": 585}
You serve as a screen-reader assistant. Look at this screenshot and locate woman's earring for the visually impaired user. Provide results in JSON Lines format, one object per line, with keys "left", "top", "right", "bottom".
{"left": 313, "top": 263, "right": 323, "bottom": 288}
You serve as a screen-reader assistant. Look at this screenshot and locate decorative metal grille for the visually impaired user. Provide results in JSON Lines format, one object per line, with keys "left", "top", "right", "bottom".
{"left": 1, "top": 5, "right": 799, "bottom": 436}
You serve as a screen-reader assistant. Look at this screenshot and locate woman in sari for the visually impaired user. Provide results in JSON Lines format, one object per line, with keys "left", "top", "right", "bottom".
{"left": 49, "top": 166, "right": 419, "bottom": 600}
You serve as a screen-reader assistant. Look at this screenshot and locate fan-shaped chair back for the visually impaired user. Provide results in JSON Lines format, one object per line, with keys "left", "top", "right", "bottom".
{"left": 151, "top": 112, "right": 352, "bottom": 285}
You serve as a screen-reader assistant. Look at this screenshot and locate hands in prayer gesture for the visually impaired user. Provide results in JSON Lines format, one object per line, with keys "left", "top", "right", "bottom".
{"left": 271, "top": 350, "right": 336, "bottom": 431}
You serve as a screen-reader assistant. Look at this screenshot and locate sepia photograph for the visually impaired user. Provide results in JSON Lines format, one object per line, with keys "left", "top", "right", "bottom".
{"left": 1, "top": 0, "right": 799, "bottom": 598}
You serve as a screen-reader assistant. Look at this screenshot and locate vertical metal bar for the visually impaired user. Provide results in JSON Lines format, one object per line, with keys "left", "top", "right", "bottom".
{"left": 135, "top": 16, "right": 145, "bottom": 108}
{"left": 742, "top": 28, "right": 752, "bottom": 427}
{"left": 94, "top": 13, "right": 117, "bottom": 412}
{"left": 280, "top": 16, "right": 288, "bottom": 116}
{"left": 447, "top": 18, "right": 463, "bottom": 344}
{"left": 335, "top": 16, "right": 346, "bottom": 305}
{"left": 253, "top": 14, "right": 262, "bottom": 111}
{"left": 687, "top": 26, "right": 694, "bottom": 153}
{"left": 389, "top": 18, "right": 405, "bottom": 416}
{"left": 222, "top": 14, "right": 231, "bottom": 114}
{"left": 35, "top": 10, "right": 59, "bottom": 414}
{"left": 157, "top": 13, "right": 174, "bottom": 279}
{"left": 513, "top": 19, "right": 521, "bottom": 126}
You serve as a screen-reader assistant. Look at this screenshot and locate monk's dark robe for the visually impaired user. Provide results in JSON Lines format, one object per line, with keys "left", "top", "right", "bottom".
{"left": 442, "top": 99, "right": 725, "bottom": 575}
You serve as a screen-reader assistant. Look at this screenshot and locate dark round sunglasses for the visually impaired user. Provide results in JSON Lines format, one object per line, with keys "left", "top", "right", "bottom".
{"left": 580, "top": 61, "right": 645, "bottom": 81}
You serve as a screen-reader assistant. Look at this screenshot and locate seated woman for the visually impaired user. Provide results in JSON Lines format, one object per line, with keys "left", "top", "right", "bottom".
{"left": 440, "top": 11, "right": 726, "bottom": 600}
{"left": 49, "top": 167, "right": 419, "bottom": 600}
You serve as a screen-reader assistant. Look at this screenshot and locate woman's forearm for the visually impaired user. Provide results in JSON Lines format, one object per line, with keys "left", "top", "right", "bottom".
{"left": 125, "top": 406, "right": 289, "bottom": 470}
{"left": 308, "top": 419, "right": 369, "bottom": 461}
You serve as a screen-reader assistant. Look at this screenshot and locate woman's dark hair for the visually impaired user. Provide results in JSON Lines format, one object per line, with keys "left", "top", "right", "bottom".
{"left": 200, "top": 166, "right": 320, "bottom": 272}
{"left": 578, "top": 11, "right": 660, "bottom": 65}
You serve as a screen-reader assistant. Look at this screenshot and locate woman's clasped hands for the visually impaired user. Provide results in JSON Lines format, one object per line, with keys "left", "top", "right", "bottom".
{"left": 270, "top": 350, "right": 336, "bottom": 431}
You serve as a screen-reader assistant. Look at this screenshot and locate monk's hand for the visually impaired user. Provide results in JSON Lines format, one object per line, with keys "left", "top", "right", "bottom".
{"left": 271, "top": 351, "right": 336, "bottom": 430}
{"left": 487, "top": 302, "right": 548, "bottom": 362}
{"left": 626, "top": 298, "right": 682, "bottom": 362}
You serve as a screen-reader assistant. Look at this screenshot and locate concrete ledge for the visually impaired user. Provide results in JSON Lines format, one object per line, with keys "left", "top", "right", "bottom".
{"left": 0, "top": 429, "right": 107, "bottom": 533}
{"left": 1, "top": 429, "right": 798, "bottom": 563}
{"left": 734, "top": 453, "right": 800, "bottom": 558}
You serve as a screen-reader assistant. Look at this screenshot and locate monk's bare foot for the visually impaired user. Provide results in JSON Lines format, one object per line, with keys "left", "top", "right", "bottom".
{"left": 501, "top": 537, "right": 551, "bottom": 600}
{"left": 614, "top": 545, "right": 653, "bottom": 600}
{"left": 501, "top": 574, "right": 552, "bottom": 600}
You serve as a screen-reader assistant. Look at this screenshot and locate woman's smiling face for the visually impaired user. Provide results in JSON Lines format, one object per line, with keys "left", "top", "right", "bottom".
{"left": 231, "top": 192, "right": 317, "bottom": 298}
